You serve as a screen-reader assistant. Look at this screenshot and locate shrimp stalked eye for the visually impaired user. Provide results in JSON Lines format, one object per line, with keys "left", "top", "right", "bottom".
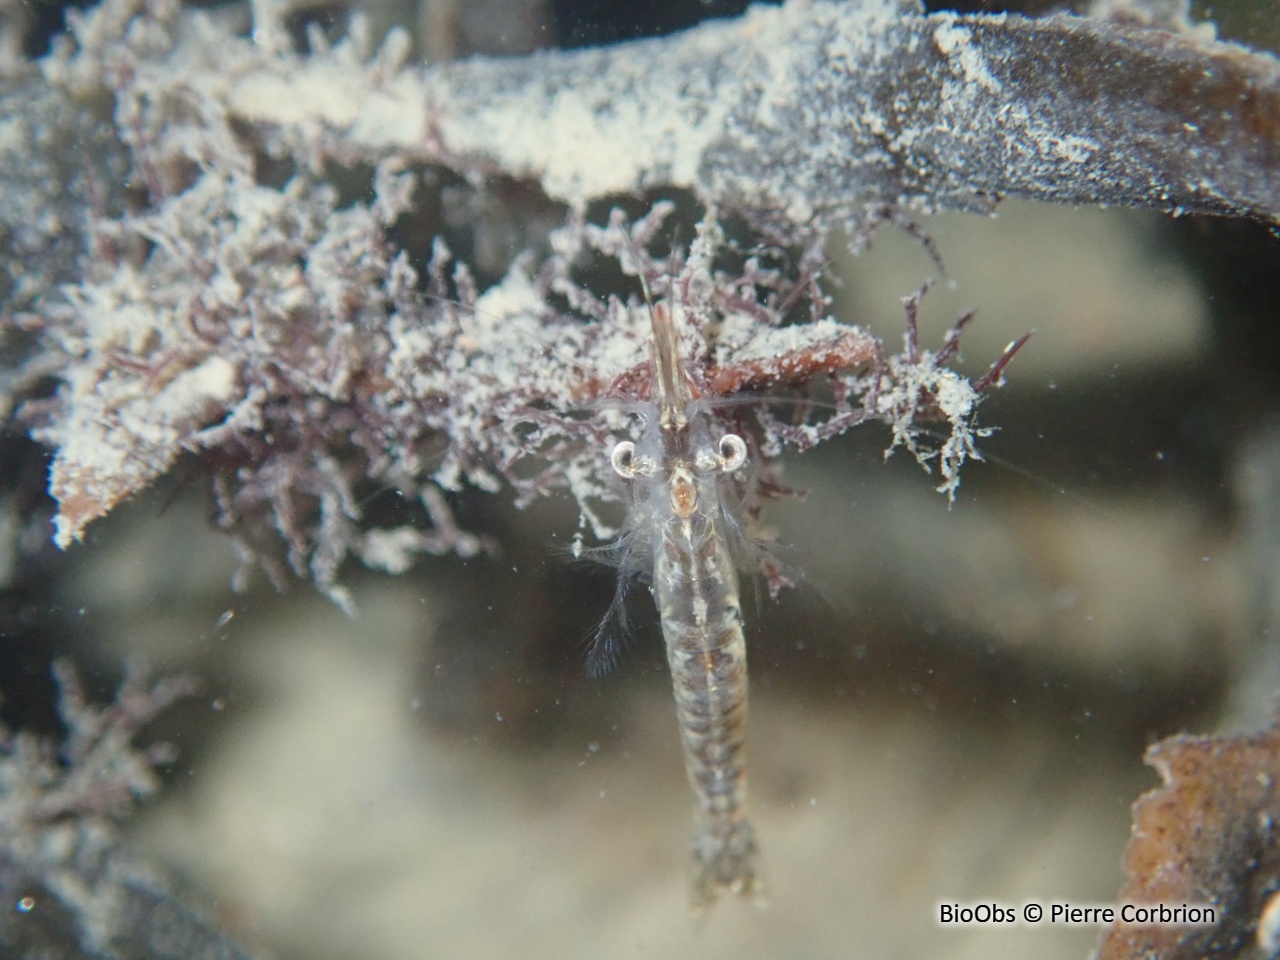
{"left": 717, "top": 434, "right": 747, "bottom": 472}
{"left": 610, "top": 440, "right": 636, "bottom": 477}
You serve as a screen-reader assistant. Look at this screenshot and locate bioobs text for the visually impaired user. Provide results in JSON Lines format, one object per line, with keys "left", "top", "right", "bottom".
{"left": 938, "top": 903, "right": 1016, "bottom": 924}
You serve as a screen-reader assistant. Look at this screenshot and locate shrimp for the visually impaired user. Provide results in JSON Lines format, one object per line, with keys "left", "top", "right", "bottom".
{"left": 599, "top": 292, "right": 764, "bottom": 909}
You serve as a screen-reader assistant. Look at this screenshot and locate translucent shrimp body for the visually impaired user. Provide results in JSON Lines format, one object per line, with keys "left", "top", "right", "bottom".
{"left": 609, "top": 300, "right": 763, "bottom": 908}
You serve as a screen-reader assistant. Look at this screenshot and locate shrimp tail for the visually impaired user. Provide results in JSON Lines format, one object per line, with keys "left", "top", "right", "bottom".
{"left": 690, "top": 816, "right": 767, "bottom": 910}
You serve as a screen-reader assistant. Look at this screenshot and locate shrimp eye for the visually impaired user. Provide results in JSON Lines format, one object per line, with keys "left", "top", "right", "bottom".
{"left": 610, "top": 440, "right": 637, "bottom": 477}
{"left": 717, "top": 434, "right": 747, "bottom": 472}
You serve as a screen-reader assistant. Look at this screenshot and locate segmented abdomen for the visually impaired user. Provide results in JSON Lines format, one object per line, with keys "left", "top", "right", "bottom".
{"left": 656, "top": 514, "right": 762, "bottom": 907}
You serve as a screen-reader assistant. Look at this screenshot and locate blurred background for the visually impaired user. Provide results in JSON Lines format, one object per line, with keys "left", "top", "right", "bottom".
{"left": 2, "top": 0, "right": 1279, "bottom": 958}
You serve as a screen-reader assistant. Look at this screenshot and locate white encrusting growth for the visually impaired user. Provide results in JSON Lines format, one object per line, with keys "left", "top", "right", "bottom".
{"left": 14, "top": 0, "right": 1261, "bottom": 594}
{"left": 878, "top": 352, "right": 987, "bottom": 501}
{"left": 410, "top": 0, "right": 1278, "bottom": 223}
{"left": 37, "top": 0, "right": 1271, "bottom": 226}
